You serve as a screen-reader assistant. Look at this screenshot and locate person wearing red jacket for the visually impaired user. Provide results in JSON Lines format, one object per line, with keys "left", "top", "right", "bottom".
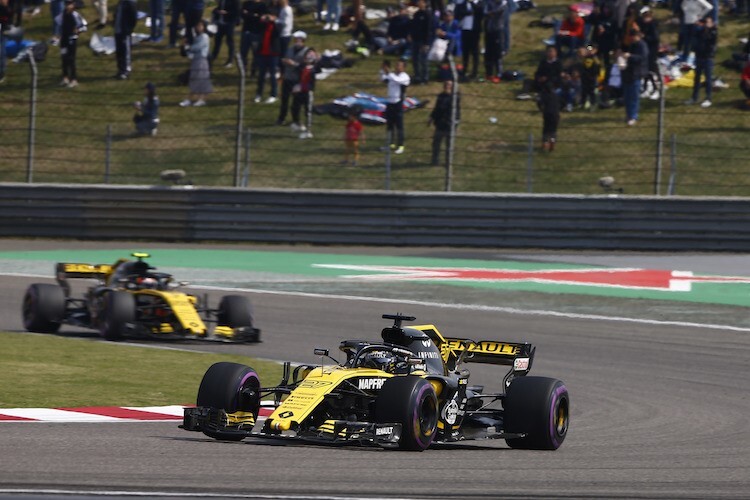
{"left": 254, "top": 7, "right": 281, "bottom": 104}
{"left": 741, "top": 59, "right": 750, "bottom": 108}
{"left": 556, "top": 7, "right": 584, "bottom": 59}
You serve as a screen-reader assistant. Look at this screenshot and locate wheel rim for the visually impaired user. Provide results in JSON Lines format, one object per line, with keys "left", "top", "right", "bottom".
{"left": 22, "top": 294, "right": 34, "bottom": 326}
{"left": 416, "top": 391, "right": 438, "bottom": 438}
{"left": 553, "top": 395, "right": 569, "bottom": 438}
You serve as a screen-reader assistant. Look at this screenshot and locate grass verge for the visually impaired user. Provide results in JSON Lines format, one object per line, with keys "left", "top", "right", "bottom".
{"left": 0, "top": 331, "right": 282, "bottom": 408}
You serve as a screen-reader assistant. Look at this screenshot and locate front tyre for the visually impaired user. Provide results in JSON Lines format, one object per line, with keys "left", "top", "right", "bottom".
{"left": 216, "top": 295, "right": 254, "bottom": 329}
{"left": 99, "top": 291, "right": 136, "bottom": 341}
{"left": 504, "top": 376, "right": 569, "bottom": 450}
{"left": 375, "top": 376, "right": 438, "bottom": 451}
{"left": 22, "top": 283, "right": 66, "bottom": 333}
{"left": 197, "top": 362, "right": 261, "bottom": 441}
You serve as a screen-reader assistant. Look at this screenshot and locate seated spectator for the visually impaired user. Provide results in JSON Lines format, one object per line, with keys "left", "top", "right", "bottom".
{"left": 378, "top": 5, "right": 410, "bottom": 55}
{"left": 557, "top": 7, "right": 585, "bottom": 58}
{"left": 573, "top": 45, "right": 601, "bottom": 110}
{"left": 133, "top": 82, "right": 160, "bottom": 135}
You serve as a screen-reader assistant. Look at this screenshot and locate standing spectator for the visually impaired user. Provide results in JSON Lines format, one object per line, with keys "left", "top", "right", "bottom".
{"left": 93, "top": 0, "right": 107, "bottom": 29}
{"left": 740, "top": 59, "right": 750, "bottom": 108}
{"left": 169, "top": 0, "right": 187, "bottom": 47}
{"left": 291, "top": 47, "right": 318, "bottom": 136}
{"left": 343, "top": 111, "right": 365, "bottom": 165}
{"left": 0, "top": 0, "right": 11, "bottom": 83}
{"left": 409, "top": 0, "right": 431, "bottom": 84}
{"left": 148, "top": 0, "right": 164, "bottom": 42}
{"left": 324, "top": 0, "right": 340, "bottom": 31}
{"left": 239, "top": 0, "right": 268, "bottom": 76}
{"left": 428, "top": 79, "right": 460, "bottom": 166}
{"left": 277, "top": 0, "right": 292, "bottom": 58}
{"left": 49, "top": 0, "right": 63, "bottom": 45}
{"left": 57, "top": 0, "right": 87, "bottom": 88}
{"left": 620, "top": 29, "right": 648, "bottom": 125}
{"left": 638, "top": 7, "right": 660, "bottom": 99}
{"left": 455, "top": 0, "right": 482, "bottom": 81}
{"left": 535, "top": 45, "right": 563, "bottom": 92}
{"left": 538, "top": 80, "right": 560, "bottom": 152}
{"left": 277, "top": 30, "right": 308, "bottom": 125}
{"left": 483, "top": 0, "right": 505, "bottom": 83}
{"left": 687, "top": 16, "right": 718, "bottom": 108}
{"left": 557, "top": 6, "right": 585, "bottom": 59}
{"left": 113, "top": 0, "right": 137, "bottom": 80}
{"left": 590, "top": 4, "right": 617, "bottom": 83}
{"left": 315, "top": 0, "right": 326, "bottom": 24}
{"left": 211, "top": 0, "right": 239, "bottom": 67}
{"left": 436, "top": 9, "right": 461, "bottom": 59}
{"left": 254, "top": 8, "right": 280, "bottom": 104}
{"left": 133, "top": 82, "right": 160, "bottom": 135}
{"left": 180, "top": 19, "right": 212, "bottom": 106}
{"left": 380, "top": 59, "right": 410, "bottom": 154}
{"left": 185, "top": 0, "right": 204, "bottom": 44}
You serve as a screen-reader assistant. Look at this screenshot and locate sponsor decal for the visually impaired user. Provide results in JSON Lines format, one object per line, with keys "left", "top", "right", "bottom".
{"left": 278, "top": 411, "right": 294, "bottom": 418}
{"left": 513, "top": 357, "right": 530, "bottom": 371}
{"left": 298, "top": 380, "right": 333, "bottom": 389}
{"left": 376, "top": 426, "right": 394, "bottom": 436}
{"left": 440, "top": 340, "right": 520, "bottom": 360}
{"left": 418, "top": 351, "right": 441, "bottom": 359}
{"left": 313, "top": 264, "right": 750, "bottom": 292}
{"left": 358, "top": 378, "right": 387, "bottom": 390}
{"left": 421, "top": 340, "right": 432, "bottom": 347}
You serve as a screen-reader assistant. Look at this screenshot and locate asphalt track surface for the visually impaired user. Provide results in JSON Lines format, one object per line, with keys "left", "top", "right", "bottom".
{"left": 1, "top": 241, "right": 749, "bottom": 499}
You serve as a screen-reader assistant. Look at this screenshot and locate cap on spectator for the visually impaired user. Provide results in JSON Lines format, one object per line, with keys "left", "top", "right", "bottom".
{"left": 292, "top": 30, "right": 307, "bottom": 39}
{"left": 640, "top": 6, "right": 651, "bottom": 14}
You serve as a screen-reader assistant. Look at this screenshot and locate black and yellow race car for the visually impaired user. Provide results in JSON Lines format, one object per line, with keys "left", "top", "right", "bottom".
{"left": 182, "top": 314, "right": 568, "bottom": 451}
{"left": 22, "top": 253, "right": 260, "bottom": 342}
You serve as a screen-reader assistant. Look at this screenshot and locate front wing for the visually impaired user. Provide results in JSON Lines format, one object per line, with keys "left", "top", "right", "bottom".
{"left": 182, "top": 407, "right": 401, "bottom": 447}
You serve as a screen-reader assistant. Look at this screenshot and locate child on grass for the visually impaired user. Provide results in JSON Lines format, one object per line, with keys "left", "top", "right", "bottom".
{"left": 344, "top": 111, "right": 365, "bottom": 165}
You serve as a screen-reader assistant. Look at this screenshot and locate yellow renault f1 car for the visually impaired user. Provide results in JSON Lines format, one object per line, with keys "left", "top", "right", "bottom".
{"left": 22, "top": 253, "right": 260, "bottom": 342}
{"left": 182, "top": 314, "right": 568, "bottom": 451}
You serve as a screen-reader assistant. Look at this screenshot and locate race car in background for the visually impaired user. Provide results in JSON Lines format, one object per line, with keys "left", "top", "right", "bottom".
{"left": 22, "top": 252, "right": 260, "bottom": 342}
{"left": 182, "top": 314, "right": 569, "bottom": 451}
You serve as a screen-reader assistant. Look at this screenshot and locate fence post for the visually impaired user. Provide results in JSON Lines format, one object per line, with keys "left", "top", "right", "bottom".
{"left": 445, "top": 53, "right": 458, "bottom": 192}
{"left": 384, "top": 129, "right": 392, "bottom": 191}
{"left": 241, "top": 128, "right": 251, "bottom": 187}
{"left": 526, "top": 133, "right": 534, "bottom": 193}
{"left": 104, "top": 124, "right": 112, "bottom": 183}
{"left": 667, "top": 133, "right": 677, "bottom": 196}
{"left": 654, "top": 76, "right": 666, "bottom": 195}
{"left": 234, "top": 51, "right": 246, "bottom": 187}
{"left": 26, "top": 53, "right": 38, "bottom": 183}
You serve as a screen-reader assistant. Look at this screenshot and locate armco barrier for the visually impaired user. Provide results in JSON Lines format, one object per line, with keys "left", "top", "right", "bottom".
{"left": 2, "top": 183, "right": 750, "bottom": 250}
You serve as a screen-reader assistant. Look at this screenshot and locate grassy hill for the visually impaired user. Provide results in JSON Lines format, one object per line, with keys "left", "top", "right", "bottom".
{"left": 1, "top": 0, "right": 749, "bottom": 195}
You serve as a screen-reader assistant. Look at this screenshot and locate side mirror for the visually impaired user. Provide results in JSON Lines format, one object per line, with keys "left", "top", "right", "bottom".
{"left": 313, "top": 348, "right": 329, "bottom": 357}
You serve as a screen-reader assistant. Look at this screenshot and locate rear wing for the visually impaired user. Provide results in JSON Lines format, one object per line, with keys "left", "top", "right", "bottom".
{"left": 56, "top": 262, "right": 114, "bottom": 295}
{"left": 413, "top": 324, "right": 535, "bottom": 374}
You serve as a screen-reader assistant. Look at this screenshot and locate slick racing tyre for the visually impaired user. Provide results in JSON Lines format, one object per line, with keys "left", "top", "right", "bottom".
{"left": 503, "top": 376, "right": 569, "bottom": 450}
{"left": 22, "top": 283, "right": 66, "bottom": 333}
{"left": 197, "top": 362, "right": 261, "bottom": 441}
{"left": 99, "top": 291, "right": 136, "bottom": 341}
{"left": 375, "top": 376, "right": 438, "bottom": 451}
{"left": 217, "top": 295, "right": 254, "bottom": 329}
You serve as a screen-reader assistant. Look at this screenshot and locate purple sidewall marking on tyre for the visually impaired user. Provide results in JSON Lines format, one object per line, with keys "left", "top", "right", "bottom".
{"left": 549, "top": 384, "right": 568, "bottom": 449}
{"left": 412, "top": 384, "right": 436, "bottom": 449}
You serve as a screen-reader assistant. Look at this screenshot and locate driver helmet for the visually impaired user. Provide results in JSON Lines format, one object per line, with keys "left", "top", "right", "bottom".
{"left": 360, "top": 350, "right": 397, "bottom": 373}
{"left": 137, "top": 276, "right": 158, "bottom": 289}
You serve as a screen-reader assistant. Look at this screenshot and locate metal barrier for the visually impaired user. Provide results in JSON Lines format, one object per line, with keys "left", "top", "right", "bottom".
{"left": 2, "top": 183, "right": 750, "bottom": 250}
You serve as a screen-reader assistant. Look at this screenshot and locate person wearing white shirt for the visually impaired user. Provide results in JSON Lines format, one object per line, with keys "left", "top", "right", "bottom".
{"left": 380, "top": 59, "right": 410, "bottom": 154}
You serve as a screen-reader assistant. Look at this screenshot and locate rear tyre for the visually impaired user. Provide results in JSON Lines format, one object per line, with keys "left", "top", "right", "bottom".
{"left": 375, "top": 376, "right": 438, "bottom": 451}
{"left": 99, "top": 291, "right": 136, "bottom": 341}
{"left": 504, "top": 376, "right": 569, "bottom": 450}
{"left": 217, "top": 295, "right": 254, "bottom": 328}
{"left": 197, "top": 362, "right": 261, "bottom": 441}
{"left": 22, "top": 283, "right": 66, "bottom": 333}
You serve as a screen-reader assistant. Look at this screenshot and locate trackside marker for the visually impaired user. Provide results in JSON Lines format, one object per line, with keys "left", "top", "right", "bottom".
{"left": 0, "top": 405, "right": 274, "bottom": 422}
